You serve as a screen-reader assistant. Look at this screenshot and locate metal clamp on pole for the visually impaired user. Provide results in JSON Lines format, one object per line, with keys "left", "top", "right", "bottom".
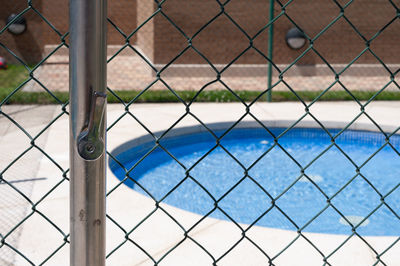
{"left": 69, "top": 0, "right": 107, "bottom": 265}
{"left": 77, "top": 90, "right": 107, "bottom": 161}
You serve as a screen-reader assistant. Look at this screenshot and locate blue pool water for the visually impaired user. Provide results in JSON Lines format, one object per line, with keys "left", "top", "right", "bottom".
{"left": 110, "top": 128, "right": 400, "bottom": 236}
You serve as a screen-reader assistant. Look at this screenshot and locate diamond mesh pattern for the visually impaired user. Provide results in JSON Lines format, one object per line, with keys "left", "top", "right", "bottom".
{"left": 1, "top": 0, "right": 399, "bottom": 265}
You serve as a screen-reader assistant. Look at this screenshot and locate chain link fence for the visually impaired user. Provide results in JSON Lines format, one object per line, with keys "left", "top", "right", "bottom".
{"left": 106, "top": 0, "right": 400, "bottom": 93}
{"left": 1, "top": 0, "right": 400, "bottom": 265}
{"left": 0, "top": 1, "right": 70, "bottom": 265}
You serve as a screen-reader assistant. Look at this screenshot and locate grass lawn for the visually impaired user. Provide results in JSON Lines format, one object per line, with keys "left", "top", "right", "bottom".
{"left": 0, "top": 64, "right": 30, "bottom": 95}
{"left": 1, "top": 64, "right": 400, "bottom": 104}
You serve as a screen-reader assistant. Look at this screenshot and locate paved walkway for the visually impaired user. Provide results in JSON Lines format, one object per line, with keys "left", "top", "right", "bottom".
{"left": 1, "top": 102, "right": 399, "bottom": 265}
{"left": 0, "top": 106, "right": 58, "bottom": 266}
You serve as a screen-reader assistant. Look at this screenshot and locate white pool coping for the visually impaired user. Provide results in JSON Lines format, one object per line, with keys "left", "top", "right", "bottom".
{"left": 2, "top": 102, "right": 399, "bottom": 265}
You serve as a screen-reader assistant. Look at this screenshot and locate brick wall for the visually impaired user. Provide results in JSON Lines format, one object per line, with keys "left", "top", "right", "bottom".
{"left": 1, "top": 0, "right": 399, "bottom": 66}
{"left": 0, "top": 0, "right": 137, "bottom": 64}
{"left": 153, "top": 0, "right": 400, "bottom": 65}
{"left": 0, "top": 0, "right": 46, "bottom": 63}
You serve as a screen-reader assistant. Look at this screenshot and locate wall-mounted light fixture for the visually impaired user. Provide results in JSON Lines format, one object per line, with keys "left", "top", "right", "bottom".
{"left": 285, "top": 27, "right": 306, "bottom": 50}
{"left": 6, "top": 14, "right": 27, "bottom": 35}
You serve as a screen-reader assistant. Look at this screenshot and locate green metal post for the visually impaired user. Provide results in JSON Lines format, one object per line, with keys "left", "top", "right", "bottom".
{"left": 267, "top": 0, "right": 275, "bottom": 102}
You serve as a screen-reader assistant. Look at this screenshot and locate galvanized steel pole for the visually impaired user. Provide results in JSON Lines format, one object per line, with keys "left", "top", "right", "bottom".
{"left": 69, "top": 0, "right": 107, "bottom": 265}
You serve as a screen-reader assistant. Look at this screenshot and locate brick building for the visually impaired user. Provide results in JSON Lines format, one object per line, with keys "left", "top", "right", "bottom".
{"left": 0, "top": 0, "right": 137, "bottom": 63}
{"left": 1, "top": 0, "right": 399, "bottom": 91}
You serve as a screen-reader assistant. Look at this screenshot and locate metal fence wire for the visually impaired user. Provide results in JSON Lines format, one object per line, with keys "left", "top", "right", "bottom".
{"left": 1, "top": 0, "right": 400, "bottom": 265}
{"left": 0, "top": 1, "right": 70, "bottom": 265}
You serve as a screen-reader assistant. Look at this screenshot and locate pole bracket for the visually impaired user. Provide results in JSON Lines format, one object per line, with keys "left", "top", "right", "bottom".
{"left": 77, "top": 90, "right": 106, "bottom": 161}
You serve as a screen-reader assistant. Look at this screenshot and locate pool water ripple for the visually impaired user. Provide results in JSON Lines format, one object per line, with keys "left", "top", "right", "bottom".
{"left": 110, "top": 128, "right": 400, "bottom": 236}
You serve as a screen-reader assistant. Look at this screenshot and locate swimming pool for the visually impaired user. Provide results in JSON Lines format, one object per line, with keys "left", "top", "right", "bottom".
{"left": 110, "top": 127, "right": 400, "bottom": 236}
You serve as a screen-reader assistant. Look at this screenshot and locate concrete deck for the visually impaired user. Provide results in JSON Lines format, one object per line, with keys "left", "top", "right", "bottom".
{"left": 1, "top": 102, "right": 399, "bottom": 265}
